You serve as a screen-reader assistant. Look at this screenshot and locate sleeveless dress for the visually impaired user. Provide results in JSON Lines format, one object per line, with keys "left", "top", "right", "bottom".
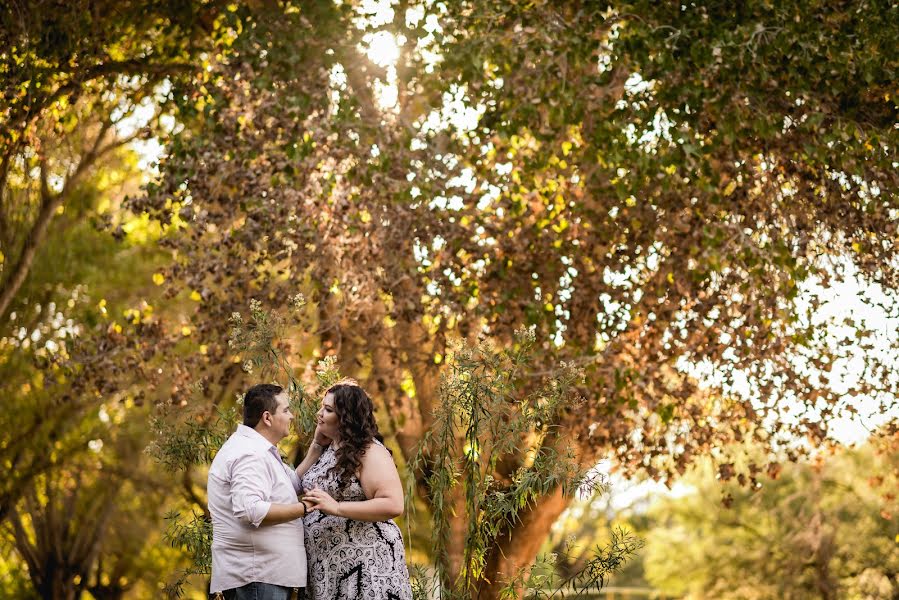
{"left": 300, "top": 442, "right": 413, "bottom": 600}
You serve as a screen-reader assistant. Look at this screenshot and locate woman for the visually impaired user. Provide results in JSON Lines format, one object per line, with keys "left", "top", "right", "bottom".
{"left": 296, "top": 382, "right": 413, "bottom": 600}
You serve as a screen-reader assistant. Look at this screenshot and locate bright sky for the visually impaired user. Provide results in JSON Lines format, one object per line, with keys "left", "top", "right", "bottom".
{"left": 786, "top": 267, "right": 898, "bottom": 443}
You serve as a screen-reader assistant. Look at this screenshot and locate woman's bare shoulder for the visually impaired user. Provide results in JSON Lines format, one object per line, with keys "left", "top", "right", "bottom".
{"left": 361, "top": 439, "right": 393, "bottom": 465}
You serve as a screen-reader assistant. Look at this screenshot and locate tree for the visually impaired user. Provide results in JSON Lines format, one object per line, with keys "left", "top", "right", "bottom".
{"left": 6, "top": 405, "right": 184, "bottom": 600}
{"left": 643, "top": 429, "right": 899, "bottom": 599}
{"left": 0, "top": 4, "right": 266, "bottom": 597}
{"left": 137, "top": 1, "right": 898, "bottom": 595}
{"left": 0, "top": 133, "right": 208, "bottom": 594}
{"left": 0, "top": 0, "right": 234, "bottom": 519}
{"left": 0, "top": 0, "right": 864, "bottom": 596}
{"left": 0, "top": 0, "right": 231, "bottom": 321}
{"left": 410, "top": 329, "right": 647, "bottom": 598}
{"left": 11, "top": 0, "right": 889, "bottom": 597}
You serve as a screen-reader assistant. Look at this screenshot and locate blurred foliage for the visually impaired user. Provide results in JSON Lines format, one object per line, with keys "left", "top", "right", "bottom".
{"left": 641, "top": 429, "right": 899, "bottom": 599}
{"left": 500, "top": 526, "right": 644, "bottom": 600}
{"left": 537, "top": 429, "right": 899, "bottom": 599}
{"left": 543, "top": 431, "right": 899, "bottom": 600}
{"left": 0, "top": 3, "right": 228, "bottom": 597}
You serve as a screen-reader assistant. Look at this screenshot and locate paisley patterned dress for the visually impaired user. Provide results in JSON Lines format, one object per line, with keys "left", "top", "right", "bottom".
{"left": 300, "top": 442, "right": 413, "bottom": 600}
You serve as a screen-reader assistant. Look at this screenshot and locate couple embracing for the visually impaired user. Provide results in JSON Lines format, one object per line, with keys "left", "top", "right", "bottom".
{"left": 207, "top": 382, "right": 413, "bottom": 599}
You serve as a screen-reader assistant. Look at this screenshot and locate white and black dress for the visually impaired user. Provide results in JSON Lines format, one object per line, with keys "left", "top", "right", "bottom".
{"left": 300, "top": 442, "right": 413, "bottom": 600}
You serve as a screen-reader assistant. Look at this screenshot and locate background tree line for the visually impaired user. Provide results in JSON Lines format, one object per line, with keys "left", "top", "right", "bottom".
{"left": 547, "top": 428, "right": 898, "bottom": 599}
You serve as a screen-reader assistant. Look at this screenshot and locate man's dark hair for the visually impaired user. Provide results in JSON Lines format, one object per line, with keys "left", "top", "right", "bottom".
{"left": 243, "top": 383, "right": 284, "bottom": 428}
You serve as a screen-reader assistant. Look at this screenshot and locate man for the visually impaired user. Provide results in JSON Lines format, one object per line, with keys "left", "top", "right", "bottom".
{"left": 208, "top": 383, "right": 310, "bottom": 600}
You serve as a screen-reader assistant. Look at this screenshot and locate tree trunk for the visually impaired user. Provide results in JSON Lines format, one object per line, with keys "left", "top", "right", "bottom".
{"left": 474, "top": 487, "right": 570, "bottom": 600}
{"left": 0, "top": 118, "right": 113, "bottom": 321}
{"left": 394, "top": 316, "right": 442, "bottom": 463}
{"left": 35, "top": 564, "right": 80, "bottom": 600}
{"left": 0, "top": 190, "right": 63, "bottom": 321}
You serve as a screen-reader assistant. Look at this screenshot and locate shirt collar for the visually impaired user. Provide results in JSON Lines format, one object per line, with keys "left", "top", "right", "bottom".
{"left": 236, "top": 424, "right": 276, "bottom": 450}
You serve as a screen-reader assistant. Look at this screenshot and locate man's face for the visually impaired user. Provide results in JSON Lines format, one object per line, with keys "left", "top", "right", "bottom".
{"left": 268, "top": 392, "right": 293, "bottom": 440}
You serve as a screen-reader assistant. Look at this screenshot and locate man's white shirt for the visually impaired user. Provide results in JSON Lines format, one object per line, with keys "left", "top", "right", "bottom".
{"left": 208, "top": 424, "right": 306, "bottom": 593}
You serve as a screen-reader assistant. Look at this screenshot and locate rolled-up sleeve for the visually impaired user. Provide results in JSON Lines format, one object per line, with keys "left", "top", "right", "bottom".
{"left": 230, "top": 454, "right": 274, "bottom": 527}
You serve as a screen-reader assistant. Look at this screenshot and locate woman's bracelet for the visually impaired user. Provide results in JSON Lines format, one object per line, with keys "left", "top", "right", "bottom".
{"left": 300, "top": 500, "right": 309, "bottom": 516}
{"left": 310, "top": 441, "right": 324, "bottom": 450}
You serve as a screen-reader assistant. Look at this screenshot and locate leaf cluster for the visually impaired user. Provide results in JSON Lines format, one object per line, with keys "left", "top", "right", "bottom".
{"left": 412, "top": 328, "right": 604, "bottom": 597}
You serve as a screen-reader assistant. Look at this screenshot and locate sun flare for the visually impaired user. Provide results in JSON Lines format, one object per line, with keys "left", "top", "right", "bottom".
{"left": 365, "top": 31, "right": 400, "bottom": 68}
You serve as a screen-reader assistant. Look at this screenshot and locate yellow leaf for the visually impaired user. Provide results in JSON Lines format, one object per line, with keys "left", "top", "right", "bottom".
{"left": 152, "top": 273, "right": 165, "bottom": 285}
{"left": 190, "top": 290, "right": 202, "bottom": 302}
{"left": 181, "top": 326, "right": 192, "bottom": 337}
{"left": 723, "top": 181, "right": 737, "bottom": 196}
{"left": 200, "top": 344, "right": 208, "bottom": 355}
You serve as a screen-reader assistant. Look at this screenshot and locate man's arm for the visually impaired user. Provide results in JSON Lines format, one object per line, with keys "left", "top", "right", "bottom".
{"left": 261, "top": 501, "right": 309, "bottom": 525}
{"left": 231, "top": 453, "right": 308, "bottom": 526}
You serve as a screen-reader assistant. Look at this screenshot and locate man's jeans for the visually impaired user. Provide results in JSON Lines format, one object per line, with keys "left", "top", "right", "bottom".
{"left": 221, "top": 582, "right": 294, "bottom": 600}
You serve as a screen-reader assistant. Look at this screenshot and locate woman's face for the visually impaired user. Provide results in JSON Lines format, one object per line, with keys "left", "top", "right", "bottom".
{"left": 317, "top": 392, "right": 341, "bottom": 440}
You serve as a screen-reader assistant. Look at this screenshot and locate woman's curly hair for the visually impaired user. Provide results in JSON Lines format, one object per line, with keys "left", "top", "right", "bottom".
{"left": 326, "top": 383, "right": 386, "bottom": 498}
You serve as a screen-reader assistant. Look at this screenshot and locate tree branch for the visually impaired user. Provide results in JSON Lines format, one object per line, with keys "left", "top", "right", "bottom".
{"left": 0, "top": 115, "right": 118, "bottom": 321}
{"left": 10, "top": 59, "right": 195, "bottom": 133}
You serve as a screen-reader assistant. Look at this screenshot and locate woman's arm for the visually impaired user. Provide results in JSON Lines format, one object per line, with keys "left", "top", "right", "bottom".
{"left": 295, "top": 425, "right": 330, "bottom": 479}
{"left": 302, "top": 443, "right": 404, "bottom": 522}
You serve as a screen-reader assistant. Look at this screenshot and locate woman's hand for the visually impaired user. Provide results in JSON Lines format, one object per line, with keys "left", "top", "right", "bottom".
{"left": 312, "top": 425, "right": 332, "bottom": 447}
{"left": 295, "top": 428, "right": 331, "bottom": 480}
{"left": 302, "top": 487, "right": 340, "bottom": 516}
